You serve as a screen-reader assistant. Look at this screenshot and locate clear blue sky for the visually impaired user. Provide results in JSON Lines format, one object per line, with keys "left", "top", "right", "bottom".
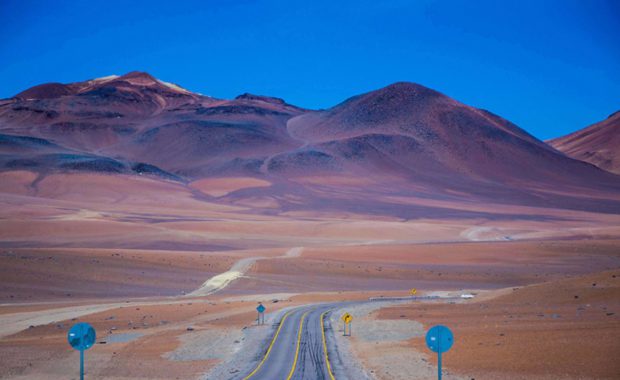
{"left": 1, "top": 0, "right": 618, "bottom": 139}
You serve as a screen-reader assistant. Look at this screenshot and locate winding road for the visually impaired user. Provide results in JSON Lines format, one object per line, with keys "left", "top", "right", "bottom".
{"left": 241, "top": 303, "right": 340, "bottom": 380}
{"left": 188, "top": 247, "right": 304, "bottom": 297}
{"left": 236, "top": 295, "right": 455, "bottom": 380}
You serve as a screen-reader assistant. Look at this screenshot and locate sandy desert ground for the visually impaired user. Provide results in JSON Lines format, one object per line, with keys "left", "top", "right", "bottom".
{"left": 1, "top": 170, "right": 620, "bottom": 379}
{"left": 369, "top": 270, "right": 620, "bottom": 379}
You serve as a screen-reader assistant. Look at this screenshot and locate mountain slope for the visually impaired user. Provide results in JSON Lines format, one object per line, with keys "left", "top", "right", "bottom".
{"left": 1, "top": 72, "right": 207, "bottom": 151}
{"left": 0, "top": 72, "right": 305, "bottom": 178}
{"left": 1, "top": 74, "right": 619, "bottom": 216}
{"left": 549, "top": 111, "right": 620, "bottom": 175}
{"left": 0, "top": 132, "right": 180, "bottom": 180}
{"left": 283, "top": 82, "right": 619, "bottom": 190}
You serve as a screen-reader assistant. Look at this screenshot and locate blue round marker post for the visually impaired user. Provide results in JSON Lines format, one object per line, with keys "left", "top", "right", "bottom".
{"left": 68, "top": 322, "right": 96, "bottom": 380}
{"left": 425, "top": 325, "right": 454, "bottom": 380}
{"left": 256, "top": 303, "right": 266, "bottom": 325}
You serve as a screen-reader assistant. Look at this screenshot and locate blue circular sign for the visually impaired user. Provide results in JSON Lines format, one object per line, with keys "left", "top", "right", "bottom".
{"left": 425, "top": 325, "right": 454, "bottom": 353}
{"left": 68, "top": 322, "right": 96, "bottom": 351}
{"left": 257, "top": 304, "right": 266, "bottom": 313}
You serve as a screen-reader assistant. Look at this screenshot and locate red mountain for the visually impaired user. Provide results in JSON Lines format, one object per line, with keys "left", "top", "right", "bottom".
{"left": 284, "top": 82, "right": 563, "bottom": 182}
{"left": 0, "top": 72, "right": 304, "bottom": 178}
{"left": 548, "top": 111, "right": 620, "bottom": 175}
{"left": 1, "top": 73, "right": 619, "bottom": 216}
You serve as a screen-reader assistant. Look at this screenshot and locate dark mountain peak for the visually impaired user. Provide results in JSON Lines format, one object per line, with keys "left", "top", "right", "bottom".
{"left": 235, "top": 93, "right": 286, "bottom": 105}
{"left": 383, "top": 81, "right": 436, "bottom": 92}
{"left": 117, "top": 71, "right": 158, "bottom": 82}
{"left": 332, "top": 81, "right": 448, "bottom": 113}
{"left": 108, "top": 71, "right": 196, "bottom": 96}
{"left": 366, "top": 81, "right": 446, "bottom": 102}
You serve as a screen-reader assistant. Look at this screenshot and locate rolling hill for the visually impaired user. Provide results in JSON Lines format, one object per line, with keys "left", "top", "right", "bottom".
{"left": 1, "top": 72, "right": 619, "bottom": 217}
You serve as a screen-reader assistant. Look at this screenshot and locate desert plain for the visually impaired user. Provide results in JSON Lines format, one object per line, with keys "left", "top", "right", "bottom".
{"left": 1, "top": 168, "right": 619, "bottom": 379}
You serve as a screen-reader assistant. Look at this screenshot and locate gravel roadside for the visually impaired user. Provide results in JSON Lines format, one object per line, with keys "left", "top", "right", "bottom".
{"left": 329, "top": 300, "right": 468, "bottom": 380}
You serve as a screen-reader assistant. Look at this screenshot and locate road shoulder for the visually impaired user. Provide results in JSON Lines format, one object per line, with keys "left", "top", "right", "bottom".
{"left": 328, "top": 299, "right": 468, "bottom": 380}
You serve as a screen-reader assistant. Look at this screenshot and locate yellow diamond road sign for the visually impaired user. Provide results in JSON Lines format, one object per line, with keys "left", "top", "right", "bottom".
{"left": 410, "top": 288, "right": 417, "bottom": 295}
{"left": 341, "top": 312, "right": 352, "bottom": 323}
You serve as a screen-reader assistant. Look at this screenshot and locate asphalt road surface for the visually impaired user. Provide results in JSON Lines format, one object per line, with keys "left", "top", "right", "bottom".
{"left": 240, "top": 303, "right": 341, "bottom": 380}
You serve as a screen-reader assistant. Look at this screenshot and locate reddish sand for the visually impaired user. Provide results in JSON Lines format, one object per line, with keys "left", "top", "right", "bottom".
{"left": 1, "top": 169, "right": 619, "bottom": 304}
{"left": 0, "top": 298, "right": 258, "bottom": 379}
{"left": 0, "top": 248, "right": 237, "bottom": 302}
{"left": 189, "top": 177, "right": 272, "bottom": 197}
{"left": 0, "top": 170, "right": 619, "bottom": 380}
{"left": 236, "top": 240, "right": 620, "bottom": 294}
{"left": 376, "top": 270, "right": 620, "bottom": 379}
{"left": 2, "top": 170, "right": 619, "bottom": 253}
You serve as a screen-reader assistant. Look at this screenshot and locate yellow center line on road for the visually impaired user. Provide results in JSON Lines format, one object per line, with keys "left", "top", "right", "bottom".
{"left": 286, "top": 310, "right": 310, "bottom": 380}
{"left": 320, "top": 310, "right": 336, "bottom": 380}
{"left": 243, "top": 310, "right": 292, "bottom": 380}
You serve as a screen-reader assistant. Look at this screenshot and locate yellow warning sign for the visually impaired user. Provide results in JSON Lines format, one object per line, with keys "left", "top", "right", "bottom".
{"left": 410, "top": 288, "right": 417, "bottom": 296}
{"left": 341, "top": 312, "right": 352, "bottom": 323}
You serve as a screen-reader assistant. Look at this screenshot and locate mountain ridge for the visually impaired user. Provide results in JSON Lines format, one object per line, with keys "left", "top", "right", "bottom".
{"left": 1, "top": 72, "right": 619, "bottom": 215}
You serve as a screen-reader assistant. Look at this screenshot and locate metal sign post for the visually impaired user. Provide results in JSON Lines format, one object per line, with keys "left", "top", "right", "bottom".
{"left": 425, "top": 325, "right": 454, "bottom": 380}
{"left": 341, "top": 312, "right": 353, "bottom": 336}
{"left": 68, "top": 322, "right": 96, "bottom": 380}
{"left": 256, "top": 303, "right": 266, "bottom": 325}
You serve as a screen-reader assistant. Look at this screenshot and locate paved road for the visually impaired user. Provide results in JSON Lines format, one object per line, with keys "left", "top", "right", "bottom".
{"left": 235, "top": 296, "right": 454, "bottom": 380}
{"left": 241, "top": 303, "right": 340, "bottom": 380}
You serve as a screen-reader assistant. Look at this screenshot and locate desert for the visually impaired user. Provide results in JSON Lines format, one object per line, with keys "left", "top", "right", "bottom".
{"left": 2, "top": 2, "right": 620, "bottom": 378}
{"left": 1, "top": 158, "right": 619, "bottom": 378}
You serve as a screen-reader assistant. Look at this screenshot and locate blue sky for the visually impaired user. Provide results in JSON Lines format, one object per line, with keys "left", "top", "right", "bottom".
{"left": 0, "top": 0, "right": 618, "bottom": 139}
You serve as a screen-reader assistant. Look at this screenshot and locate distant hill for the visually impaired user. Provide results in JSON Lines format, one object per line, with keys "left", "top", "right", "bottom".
{"left": 549, "top": 111, "right": 620, "bottom": 175}
{"left": 1, "top": 72, "right": 619, "bottom": 216}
